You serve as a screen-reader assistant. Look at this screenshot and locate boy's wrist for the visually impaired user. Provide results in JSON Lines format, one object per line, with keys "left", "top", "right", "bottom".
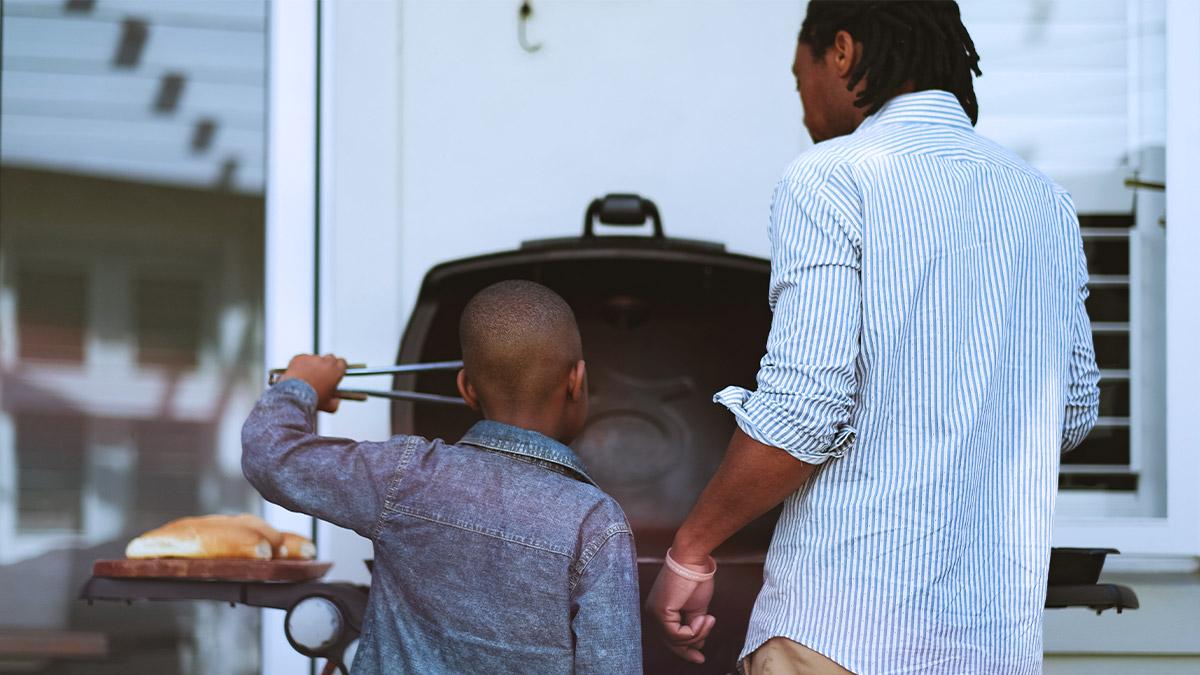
{"left": 277, "top": 354, "right": 348, "bottom": 413}
{"left": 271, "top": 377, "right": 320, "bottom": 408}
{"left": 276, "top": 373, "right": 314, "bottom": 390}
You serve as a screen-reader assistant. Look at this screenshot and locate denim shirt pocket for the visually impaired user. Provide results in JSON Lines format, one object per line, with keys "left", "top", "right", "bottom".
{"left": 370, "top": 435, "right": 424, "bottom": 540}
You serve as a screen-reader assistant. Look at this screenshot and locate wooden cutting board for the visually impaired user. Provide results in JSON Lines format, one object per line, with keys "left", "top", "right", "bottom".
{"left": 92, "top": 559, "right": 331, "bottom": 583}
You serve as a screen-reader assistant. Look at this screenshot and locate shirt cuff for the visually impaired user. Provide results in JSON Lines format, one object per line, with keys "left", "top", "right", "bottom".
{"left": 713, "top": 386, "right": 855, "bottom": 465}
{"left": 269, "top": 377, "right": 320, "bottom": 410}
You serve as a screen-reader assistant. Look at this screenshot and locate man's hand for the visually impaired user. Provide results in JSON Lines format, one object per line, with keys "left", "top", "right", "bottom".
{"left": 278, "top": 354, "right": 348, "bottom": 413}
{"left": 644, "top": 558, "right": 717, "bottom": 664}
{"left": 645, "top": 429, "right": 817, "bottom": 664}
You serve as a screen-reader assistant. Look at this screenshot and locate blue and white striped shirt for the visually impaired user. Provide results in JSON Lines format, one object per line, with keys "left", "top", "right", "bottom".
{"left": 715, "top": 90, "right": 1100, "bottom": 673}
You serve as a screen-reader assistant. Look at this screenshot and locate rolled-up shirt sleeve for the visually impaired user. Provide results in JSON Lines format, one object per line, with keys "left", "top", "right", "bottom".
{"left": 715, "top": 178, "right": 861, "bottom": 465}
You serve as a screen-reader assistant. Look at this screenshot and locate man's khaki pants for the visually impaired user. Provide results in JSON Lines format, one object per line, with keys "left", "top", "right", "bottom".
{"left": 743, "top": 637, "right": 854, "bottom": 675}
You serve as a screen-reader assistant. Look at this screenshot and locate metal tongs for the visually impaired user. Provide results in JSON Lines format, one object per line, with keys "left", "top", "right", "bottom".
{"left": 267, "top": 361, "right": 467, "bottom": 406}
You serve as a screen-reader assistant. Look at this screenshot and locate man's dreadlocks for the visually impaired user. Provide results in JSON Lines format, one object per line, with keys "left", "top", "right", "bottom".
{"left": 800, "top": 1, "right": 983, "bottom": 124}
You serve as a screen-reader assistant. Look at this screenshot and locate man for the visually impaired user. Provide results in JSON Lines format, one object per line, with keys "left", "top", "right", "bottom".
{"left": 645, "top": 2, "right": 1100, "bottom": 673}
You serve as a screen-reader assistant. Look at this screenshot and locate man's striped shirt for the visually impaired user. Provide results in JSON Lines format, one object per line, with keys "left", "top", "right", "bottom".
{"left": 715, "top": 90, "right": 1100, "bottom": 673}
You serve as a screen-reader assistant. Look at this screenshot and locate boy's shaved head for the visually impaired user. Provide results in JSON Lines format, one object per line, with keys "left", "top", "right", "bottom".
{"left": 459, "top": 280, "right": 582, "bottom": 409}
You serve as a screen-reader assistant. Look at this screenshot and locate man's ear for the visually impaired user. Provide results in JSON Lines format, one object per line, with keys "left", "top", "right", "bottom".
{"left": 456, "top": 368, "right": 481, "bottom": 411}
{"left": 832, "top": 29, "right": 860, "bottom": 79}
{"left": 567, "top": 360, "right": 586, "bottom": 402}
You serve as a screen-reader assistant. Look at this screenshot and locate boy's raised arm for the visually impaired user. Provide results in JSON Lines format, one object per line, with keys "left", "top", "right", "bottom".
{"left": 241, "top": 354, "right": 401, "bottom": 538}
{"left": 570, "top": 523, "right": 643, "bottom": 674}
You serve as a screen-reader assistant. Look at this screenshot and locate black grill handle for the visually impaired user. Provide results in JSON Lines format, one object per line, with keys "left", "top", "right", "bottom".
{"left": 583, "top": 194, "right": 663, "bottom": 239}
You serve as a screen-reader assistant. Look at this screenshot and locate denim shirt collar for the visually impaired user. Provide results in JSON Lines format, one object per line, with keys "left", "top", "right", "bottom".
{"left": 458, "top": 420, "right": 596, "bottom": 486}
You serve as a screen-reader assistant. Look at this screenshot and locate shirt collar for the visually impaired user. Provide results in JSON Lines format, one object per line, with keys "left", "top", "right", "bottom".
{"left": 458, "top": 419, "right": 596, "bottom": 486}
{"left": 857, "top": 89, "right": 974, "bottom": 133}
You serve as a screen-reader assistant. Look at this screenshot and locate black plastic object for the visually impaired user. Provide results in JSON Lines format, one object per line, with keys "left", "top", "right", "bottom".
{"left": 1046, "top": 583, "right": 1139, "bottom": 612}
{"left": 1045, "top": 547, "right": 1138, "bottom": 614}
{"left": 583, "top": 193, "right": 664, "bottom": 238}
{"left": 1048, "top": 547, "right": 1118, "bottom": 585}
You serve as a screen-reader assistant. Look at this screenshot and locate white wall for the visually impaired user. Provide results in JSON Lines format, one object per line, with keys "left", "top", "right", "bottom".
{"left": 300, "top": 0, "right": 1199, "bottom": 671}
{"left": 396, "top": 0, "right": 807, "bottom": 318}
{"left": 314, "top": 0, "right": 404, "bottom": 582}
{"left": 393, "top": 0, "right": 1165, "bottom": 327}
{"left": 964, "top": 0, "right": 1165, "bottom": 211}
{"left": 324, "top": 2, "right": 1176, "bottom": 444}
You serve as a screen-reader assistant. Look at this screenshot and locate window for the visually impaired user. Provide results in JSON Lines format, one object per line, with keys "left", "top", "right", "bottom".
{"left": 136, "top": 278, "right": 203, "bottom": 368}
{"left": 16, "top": 413, "right": 86, "bottom": 533}
{"left": 17, "top": 268, "right": 87, "bottom": 362}
{"left": 133, "top": 421, "right": 206, "bottom": 533}
{"left": 0, "top": 0, "right": 267, "bottom": 671}
{"left": 1060, "top": 216, "right": 1140, "bottom": 492}
{"left": 963, "top": 0, "right": 1168, "bottom": 520}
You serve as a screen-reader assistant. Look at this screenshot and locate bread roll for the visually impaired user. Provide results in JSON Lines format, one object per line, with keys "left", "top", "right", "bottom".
{"left": 276, "top": 532, "right": 316, "bottom": 560}
{"left": 228, "top": 513, "right": 285, "bottom": 549}
{"left": 125, "top": 515, "right": 271, "bottom": 560}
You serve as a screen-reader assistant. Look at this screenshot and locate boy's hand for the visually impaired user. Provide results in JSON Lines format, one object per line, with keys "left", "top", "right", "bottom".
{"left": 278, "top": 354, "right": 348, "bottom": 413}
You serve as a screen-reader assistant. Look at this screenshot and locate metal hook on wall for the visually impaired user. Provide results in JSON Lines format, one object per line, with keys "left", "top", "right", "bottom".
{"left": 518, "top": 0, "right": 542, "bottom": 53}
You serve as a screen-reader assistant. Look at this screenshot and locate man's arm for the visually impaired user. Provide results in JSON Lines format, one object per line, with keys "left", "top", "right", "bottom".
{"left": 682, "top": 179, "right": 862, "bottom": 557}
{"left": 648, "top": 177, "right": 864, "bottom": 658}
{"left": 671, "top": 429, "right": 816, "bottom": 563}
{"left": 1059, "top": 195, "right": 1101, "bottom": 451}
{"left": 646, "top": 178, "right": 863, "bottom": 658}
{"left": 647, "top": 429, "right": 816, "bottom": 665}
{"left": 241, "top": 355, "right": 400, "bottom": 538}
{"left": 570, "top": 528, "right": 643, "bottom": 675}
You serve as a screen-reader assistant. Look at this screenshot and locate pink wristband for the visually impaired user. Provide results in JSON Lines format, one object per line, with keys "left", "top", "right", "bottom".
{"left": 665, "top": 548, "right": 717, "bottom": 582}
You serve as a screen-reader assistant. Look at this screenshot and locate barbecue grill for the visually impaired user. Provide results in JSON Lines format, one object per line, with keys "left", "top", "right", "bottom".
{"left": 82, "top": 194, "right": 1137, "bottom": 674}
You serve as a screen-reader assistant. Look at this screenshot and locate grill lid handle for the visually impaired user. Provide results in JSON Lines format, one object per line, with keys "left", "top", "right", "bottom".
{"left": 584, "top": 194, "right": 663, "bottom": 239}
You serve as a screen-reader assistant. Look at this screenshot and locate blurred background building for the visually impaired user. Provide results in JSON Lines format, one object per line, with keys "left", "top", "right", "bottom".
{"left": 1, "top": 0, "right": 1196, "bottom": 673}
{"left": 1, "top": 1, "right": 264, "bottom": 672}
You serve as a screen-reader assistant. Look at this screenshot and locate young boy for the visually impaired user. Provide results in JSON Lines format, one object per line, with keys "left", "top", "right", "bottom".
{"left": 242, "top": 280, "right": 642, "bottom": 674}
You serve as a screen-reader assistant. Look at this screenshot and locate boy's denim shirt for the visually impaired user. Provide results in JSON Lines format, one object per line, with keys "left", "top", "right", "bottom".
{"left": 242, "top": 379, "right": 643, "bottom": 674}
